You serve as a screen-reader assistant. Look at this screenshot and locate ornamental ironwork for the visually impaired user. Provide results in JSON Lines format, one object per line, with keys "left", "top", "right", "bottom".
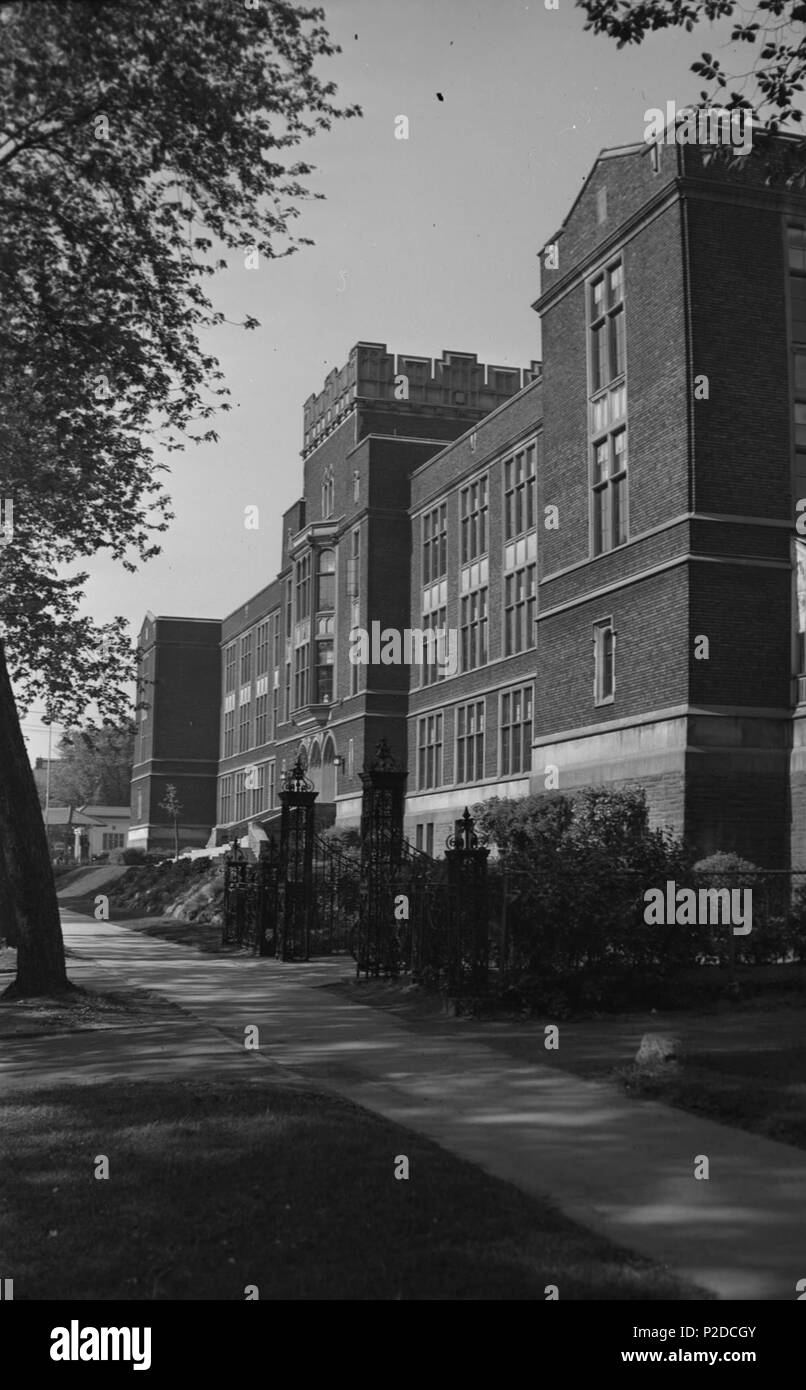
{"left": 446, "top": 808, "right": 488, "bottom": 853}
{"left": 283, "top": 758, "right": 314, "bottom": 795}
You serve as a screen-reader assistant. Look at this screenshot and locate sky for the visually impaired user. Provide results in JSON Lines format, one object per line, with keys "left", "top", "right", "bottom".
{"left": 22, "top": 0, "right": 748, "bottom": 759}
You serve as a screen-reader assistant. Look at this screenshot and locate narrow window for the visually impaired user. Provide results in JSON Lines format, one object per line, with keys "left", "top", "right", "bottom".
{"left": 594, "top": 619, "right": 616, "bottom": 704}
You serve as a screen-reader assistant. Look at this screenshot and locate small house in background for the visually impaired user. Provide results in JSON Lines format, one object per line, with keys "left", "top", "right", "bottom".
{"left": 78, "top": 805, "right": 130, "bottom": 857}
{"left": 42, "top": 807, "right": 98, "bottom": 861}
{"left": 41, "top": 804, "right": 130, "bottom": 861}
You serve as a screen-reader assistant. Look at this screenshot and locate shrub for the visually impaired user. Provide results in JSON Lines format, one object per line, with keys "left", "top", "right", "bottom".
{"left": 786, "top": 883, "right": 806, "bottom": 963}
{"left": 478, "top": 788, "right": 701, "bottom": 1008}
{"left": 691, "top": 853, "right": 800, "bottom": 967}
{"left": 122, "top": 847, "right": 147, "bottom": 865}
{"left": 320, "top": 827, "right": 361, "bottom": 858}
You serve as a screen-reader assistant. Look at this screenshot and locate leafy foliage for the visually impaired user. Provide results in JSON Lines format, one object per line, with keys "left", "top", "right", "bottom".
{"left": 476, "top": 794, "right": 806, "bottom": 1010}
{"left": 48, "top": 720, "right": 135, "bottom": 806}
{"left": 0, "top": 0, "right": 358, "bottom": 723}
{"left": 478, "top": 788, "right": 696, "bottom": 1009}
{"left": 578, "top": 1, "right": 806, "bottom": 139}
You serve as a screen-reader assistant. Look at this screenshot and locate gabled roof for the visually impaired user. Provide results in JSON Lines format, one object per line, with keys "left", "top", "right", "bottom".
{"left": 541, "top": 142, "right": 646, "bottom": 252}
{"left": 43, "top": 807, "right": 100, "bottom": 827}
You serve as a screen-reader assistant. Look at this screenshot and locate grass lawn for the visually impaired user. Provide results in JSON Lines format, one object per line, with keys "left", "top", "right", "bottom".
{"left": 0, "top": 944, "right": 186, "bottom": 1037}
{"left": 0, "top": 985, "right": 178, "bottom": 1038}
{"left": 106, "top": 911, "right": 232, "bottom": 954}
{"left": 618, "top": 1047, "right": 806, "bottom": 1150}
{"left": 59, "top": 897, "right": 229, "bottom": 954}
{"left": 323, "top": 978, "right": 806, "bottom": 1153}
{"left": 0, "top": 1076, "right": 710, "bottom": 1301}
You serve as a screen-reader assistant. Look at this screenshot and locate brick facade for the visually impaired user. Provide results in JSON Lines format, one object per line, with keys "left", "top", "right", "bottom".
{"left": 129, "top": 614, "right": 221, "bottom": 851}
{"left": 133, "top": 141, "right": 806, "bottom": 868}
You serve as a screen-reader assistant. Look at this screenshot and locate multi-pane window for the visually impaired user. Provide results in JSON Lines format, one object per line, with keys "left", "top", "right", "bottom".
{"left": 504, "top": 561, "right": 536, "bottom": 655}
{"left": 789, "top": 226, "right": 806, "bottom": 340}
{"left": 594, "top": 619, "right": 616, "bottom": 704}
{"left": 456, "top": 701, "right": 485, "bottom": 783}
{"left": 294, "top": 644, "right": 309, "bottom": 709}
{"left": 590, "top": 260, "right": 628, "bottom": 555}
{"left": 234, "top": 770, "right": 247, "bottom": 823}
{"left": 593, "top": 428, "right": 628, "bottom": 555}
{"left": 317, "top": 548, "right": 336, "bottom": 611}
{"left": 460, "top": 587, "right": 488, "bottom": 670}
{"left": 295, "top": 555, "right": 312, "bottom": 622}
{"left": 349, "top": 529, "right": 361, "bottom": 696}
{"left": 224, "top": 643, "right": 237, "bottom": 693}
{"left": 267, "top": 761, "right": 276, "bottom": 809}
{"left": 219, "top": 774, "right": 233, "bottom": 824}
{"left": 790, "top": 233, "right": 806, "bottom": 679}
{"left": 102, "top": 833, "right": 125, "bottom": 851}
{"left": 240, "top": 633, "right": 252, "bottom": 687}
{"left": 254, "top": 692, "right": 269, "bottom": 745}
{"left": 422, "top": 503, "right": 448, "bottom": 585}
{"left": 590, "top": 262, "right": 625, "bottom": 393}
{"left": 500, "top": 686, "right": 533, "bottom": 776}
{"left": 790, "top": 237, "right": 806, "bottom": 495}
{"left": 256, "top": 621, "right": 269, "bottom": 678}
{"left": 415, "top": 823, "right": 435, "bottom": 856}
{"left": 504, "top": 445, "right": 536, "bottom": 539}
{"left": 249, "top": 763, "right": 265, "bottom": 817}
{"left": 460, "top": 477, "right": 488, "bottom": 564}
{"left": 223, "top": 707, "right": 235, "bottom": 758}
{"left": 238, "top": 698, "right": 251, "bottom": 753}
{"left": 272, "top": 613, "right": 280, "bottom": 671}
{"left": 417, "top": 713, "right": 443, "bottom": 789}
{"left": 421, "top": 605, "right": 448, "bottom": 687}
{"left": 421, "top": 560, "right": 448, "bottom": 687}
{"left": 315, "top": 639, "right": 334, "bottom": 703}
{"left": 272, "top": 683, "right": 279, "bottom": 739}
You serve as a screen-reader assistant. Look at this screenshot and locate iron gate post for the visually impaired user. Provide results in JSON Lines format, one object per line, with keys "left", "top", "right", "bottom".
{"left": 358, "top": 740, "right": 407, "bottom": 978}
{"left": 278, "top": 760, "right": 318, "bottom": 962}
{"left": 444, "top": 808, "right": 490, "bottom": 996}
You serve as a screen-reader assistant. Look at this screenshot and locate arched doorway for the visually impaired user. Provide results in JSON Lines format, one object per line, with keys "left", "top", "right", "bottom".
{"left": 309, "top": 740, "right": 322, "bottom": 794}
{"left": 321, "top": 737, "right": 337, "bottom": 802}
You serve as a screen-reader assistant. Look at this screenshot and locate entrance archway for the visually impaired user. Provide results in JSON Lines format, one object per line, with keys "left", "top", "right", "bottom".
{"left": 321, "top": 737, "right": 337, "bottom": 802}
{"left": 309, "top": 740, "right": 322, "bottom": 794}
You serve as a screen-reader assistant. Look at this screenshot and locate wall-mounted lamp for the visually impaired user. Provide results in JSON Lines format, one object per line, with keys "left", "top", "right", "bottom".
{"left": 332, "top": 755, "right": 343, "bottom": 769}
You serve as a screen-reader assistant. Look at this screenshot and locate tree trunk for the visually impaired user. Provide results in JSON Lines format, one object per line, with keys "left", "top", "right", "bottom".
{"left": 0, "top": 638, "right": 71, "bottom": 997}
{"left": 0, "top": 832, "right": 19, "bottom": 947}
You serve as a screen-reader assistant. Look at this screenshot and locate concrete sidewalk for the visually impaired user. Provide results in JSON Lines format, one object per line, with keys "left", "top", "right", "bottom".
{"left": 6, "top": 908, "right": 806, "bottom": 1301}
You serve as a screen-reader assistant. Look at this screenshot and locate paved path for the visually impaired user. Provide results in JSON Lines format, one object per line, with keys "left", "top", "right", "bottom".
{"left": 6, "top": 909, "right": 806, "bottom": 1301}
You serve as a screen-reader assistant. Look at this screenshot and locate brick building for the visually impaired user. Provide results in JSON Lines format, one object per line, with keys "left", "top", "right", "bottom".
{"left": 132, "top": 137, "right": 806, "bottom": 868}
{"left": 128, "top": 614, "right": 222, "bottom": 851}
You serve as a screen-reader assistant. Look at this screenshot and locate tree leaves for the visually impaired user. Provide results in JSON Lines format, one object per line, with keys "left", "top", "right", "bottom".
{"left": 0, "top": 0, "right": 358, "bottom": 722}
{"left": 578, "top": 0, "right": 806, "bottom": 145}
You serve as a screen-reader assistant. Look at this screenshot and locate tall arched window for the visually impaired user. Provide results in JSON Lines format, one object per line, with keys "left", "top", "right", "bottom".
{"left": 321, "top": 738, "right": 337, "bottom": 801}
{"left": 317, "top": 549, "right": 336, "bottom": 612}
{"left": 315, "top": 549, "right": 336, "bottom": 704}
{"left": 309, "top": 741, "right": 322, "bottom": 794}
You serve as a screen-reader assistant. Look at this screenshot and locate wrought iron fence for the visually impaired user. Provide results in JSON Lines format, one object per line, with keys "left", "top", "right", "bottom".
{"left": 310, "top": 833, "right": 361, "bottom": 956}
{"left": 486, "top": 864, "right": 806, "bottom": 983}
{"left": 222, "top": 841, "right": 279, "bottom": 955}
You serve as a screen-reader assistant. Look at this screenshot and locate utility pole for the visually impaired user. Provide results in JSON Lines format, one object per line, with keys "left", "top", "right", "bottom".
{"left": 44, "top": 703, "right": 53, "bottom": 826}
